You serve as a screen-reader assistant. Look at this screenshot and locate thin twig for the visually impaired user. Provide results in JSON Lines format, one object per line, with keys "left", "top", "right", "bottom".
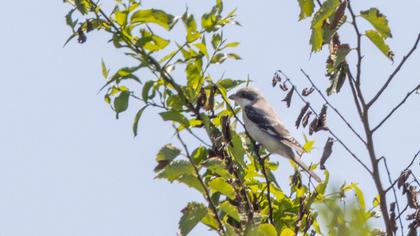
{"left": 347, "top": 1, "right": 363, "bottom": 86}
{"left": 368, "top": 33, "right": 420, "bottom": 107}
{"left": 277, "top": 70, "right": 372, "bottom": 175}
{"left": 380, "top": 157, "right": 404, "bottom": 235}
{"left": 387, "top": 150, "right": 420, "bottom": 192}
{"left": 300, "top": 68, "right": 366, "bottom": 144}
{"left": 372, "top": 84, "right": 420, "bottom": 133}
{"left": 174, "top": 126, "right": 226, "bottom": 235}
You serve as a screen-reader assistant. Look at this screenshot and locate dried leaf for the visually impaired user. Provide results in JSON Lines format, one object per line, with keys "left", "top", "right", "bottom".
{"left": 296, "top": 102, "right": 310, "bottom": 128}
{"left": 309, "top": 105, "right": 328, "bottom": 135}
{"left": 331, "top": 0, "right": 347, "bottom": 29}
{"left": 221, "top": 116, "right": 232, "bottom": 145}
{"left": 407, "top": 185, "right": 419, "bottom": 209}
{"left": 272, "top": 73, "right": 282, "bottom": 87}
{"left": 197, "top": 88, "right": 207, "bottom": 108}
{"left": 397, "top": 169, "right": 412, "bottom": 189}
{"left": 320, "top": 137, "right": 334, "bottom": 169}
{"left": 282, "top": 86, "right": 294, "bottom": 107}
{"left": 390, "top": 202, "right": 397, "bottom": 233}
{"left": 279, "top": 81, "right": 289, "bottom": 91}
{"left": 302, "top": 87, "right": 314, "bottom": 96}
{"left": 302, "top": 111, "right": 312, "bottom": 128}
{"left": 77, "top": 27, "right": 87, "bottom": 43}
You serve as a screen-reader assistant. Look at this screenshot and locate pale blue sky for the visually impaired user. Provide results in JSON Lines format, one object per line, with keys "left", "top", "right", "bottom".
{"left": 0, "top": 1, "right": 419, "bottom": 235}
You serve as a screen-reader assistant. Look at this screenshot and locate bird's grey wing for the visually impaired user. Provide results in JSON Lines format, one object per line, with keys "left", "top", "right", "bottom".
{"left": 244, "top": 105, "right": 304, "bottom": 153}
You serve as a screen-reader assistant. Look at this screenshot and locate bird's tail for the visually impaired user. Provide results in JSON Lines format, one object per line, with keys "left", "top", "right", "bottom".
{"left": 292, "top": 156, "right": 322, "bottom": 183}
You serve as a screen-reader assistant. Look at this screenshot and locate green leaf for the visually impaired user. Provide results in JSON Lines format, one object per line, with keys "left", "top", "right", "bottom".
{"left": 203, "top": 158, "right": 233, "bottom": 179}
{"left": 327, "top": 64, "right": 347, "bottom": 96}
{"left": 202, "top": 7, "right": 219, "bottom": 32}
{"left": 101, "top": 59, "right": 109, "bottom": 79}
{"left": 182, "top": 12, "right": 200, "bottom": 43}
{"left": 191, "top": 146, "right": 208, "bottom": 165}
{"left": 217, "top": 79, "right": 246, "bottom": 91}
{"left": 310, "top": 25, "right": 323, "bottom": 52}
{"left": 156, "top": 160, "right": 194, "bottom": 181}
{"left": 223, "top": 42, "right": 240, "bottom": 49}
{"left": 326, "top": 63, "right": 347, "bottom": 95}
{"left": 178, "top": 174, "right": 205, "bottom": 194}
{"left": 297, "top": 0, "right": 315, "bottom": 20}
{"left": 115, "top": 10, "right": 127, "bottom": 26}
{"left": 360, "top": 8, "right": 392, "bottom": 38}
{"left": 179, "top": 202, "right": 207, "bottom": 236}
{"left": 156, "top": 144, "right": 181, "bottom": 163}
{"left": 74, "top": 0, "right": 91, "bottom": 15}
{"left": 138, "top": 29, "right": 170, "bottom": 52}
{"left": 246, "top": 224, "right": 278, "bottom": 236}
{"left": 311, "top": 0, "right": 340, "bottom": 28}
{"left": 208, "top": 177, "right": 236, "bottom": 200}
{"left": 211, "top": 33, "right": 221, "bottom": 49}
{"left": 142, "top": 80, "right": 155, "bottom": 102}
{"left": 194, "top": 42, "right": 209, "bottom": 58}
{"left": 132, "top": 105, "right": 148, "bottom": 137}
{"left": 114, "top": 91, "right": 130, "bottom": 118}
{"left": 279, "top": 227, "right": 295, "bottom": 236}
{"left": 303, "top": 135, "right": 315, "bottom": 152}
{"left": 186, "top": 60, "right": 203, "bottom": 94}
{"left": 365, "top": 30, "right": 394, "bottom": 61}
{"left": 334, "top": 44, "right": 351, "bottom": 67}
{"left": 131, "top": 9, "right": 175, "bottom": 30}
{"left": 220, "top": 201, "right": 240, "bottom": 222}
{"left": 159, "top": 110, "right": 190, "bottom": 127}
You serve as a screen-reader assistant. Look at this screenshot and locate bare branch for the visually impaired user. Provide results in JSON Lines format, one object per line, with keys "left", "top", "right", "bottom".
{"left": 347, "top": 1, "right": 363, "bottom": 85}
{"left": 368, "top": 33, "right": 420, "bottom": 107}
{"left": 380, "top": 157, "right": 404, "bottom": 235}
{"left": 387, "top": 150, "right": 420, "bottom": 192}
{"left": 372, "top": 84, "right": 420, "bottom": 133}
{"left": 300, "top": 69, "right": 366, "bottom": 145}
{"left": 277, "top": 70, "right": 372, "bottom": 175}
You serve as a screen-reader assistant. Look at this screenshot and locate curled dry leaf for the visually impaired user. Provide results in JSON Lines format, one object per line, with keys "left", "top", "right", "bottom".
{"left": 221, "top": 115, "right": 232, "bottom": 145}
{"left": 302, "top": 87, "right": 315, "bottom": 96}
{"left": 397, "top": 169, "right": 412, "bottom": 189}
{"left": 390, "top": 202, "right": 398, "bottom": 234}
{"left": 309, "top": 105, "right": 328, "bottom": 135}
{"left": 320, "top": 137, "right": 334, "bottom": 170}
{"left": 295, "top": 102, "right": 310, "bottom": 128}
{"left": 272, "top": 72, "right": 282, "bottom": 87}
{"left": 77, "top": 27, "right": 87, "bottom": 43}
{"left": 282, "top": 86, "right": 294, "bottom": 108}
{"left": 279, "top": 81, "right": 289, "bottom": 91}
{"left": 407, "top": 185, "right": 419, "bottom": 209}
{"left": 331, "top": 0, "right": 347, "bottom": 30}
{"left": 204, "top": 86, "right": 216, "bottom": 113}
{"left": 197, "top": 88, "right": 207, "bottom": 108}
{"left": 302, "top": 111, "right": 312, "bottom": 128}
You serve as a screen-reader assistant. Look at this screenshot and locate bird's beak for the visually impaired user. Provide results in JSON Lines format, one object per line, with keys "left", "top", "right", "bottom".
{"left": 228, "top": 94, "right": 237, "bottom": 100}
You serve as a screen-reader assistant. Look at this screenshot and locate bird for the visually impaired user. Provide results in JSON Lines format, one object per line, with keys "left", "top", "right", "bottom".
{"left": 228, "top": 87, "right": 322, "bottom": 183}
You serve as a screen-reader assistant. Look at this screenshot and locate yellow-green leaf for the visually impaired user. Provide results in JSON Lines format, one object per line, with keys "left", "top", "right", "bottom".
{"left": 132, "top": 105, "right": 148, "bottom": 137}
{"left": 297, "top": 0, "right": 315, "bottom": 20}
{"left": 360, "top": 8, "right": 392, "bottom": 38}
{"left": 311, "top": 0, "right": 340, "bottom": 28}
{"left": 208, "top": 177, "right": 236, "bottom": 200}
{"left": 131, "top": 9, "right": 175, "bottom": 30}
{"left": 179, "top": 202, "right": 207, "bottom": 236}
{"left": 365, "top": 30, "right": 394, "bottom": 61}
{"left": 280, "top": 228, "right": 295, "bottom": 236}
{"left": 220, "top": 201, "right": 240, "bottom": 222}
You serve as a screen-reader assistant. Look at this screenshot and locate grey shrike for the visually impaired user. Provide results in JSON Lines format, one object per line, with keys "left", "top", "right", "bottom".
{"left": 228, "top": 87, "right": 322, "bottom": 183}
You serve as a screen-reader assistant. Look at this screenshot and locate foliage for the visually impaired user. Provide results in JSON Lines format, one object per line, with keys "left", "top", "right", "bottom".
{"left": 64, "top": 0, "right": 420, "bottom": 235}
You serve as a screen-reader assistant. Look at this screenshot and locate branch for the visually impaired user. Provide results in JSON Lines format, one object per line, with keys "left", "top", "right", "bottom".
{"left": 387, "top": 149, "right": 420, "bottom": 192}
{"left": 368, "top": 33, "right": 420, "bottom": 107}
{"left": 372, "top": 84, "right": 420, "bottom": 133}
{"left": 347, "top": 1, "right": 363, "bottom": 86}
{"left": 300, "top": 69, "right": 366, "bottom": 145}
{"left": 380, "top": 156, "right": 404, "bottom": 235}
{"left": 174, "top": 126, "right": 226, "bottom": 235}
{"left": 277, "top": 70, "right": 372, "bottom": 175}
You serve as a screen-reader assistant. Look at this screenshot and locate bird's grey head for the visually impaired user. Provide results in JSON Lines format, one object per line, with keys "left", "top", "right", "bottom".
{"left": 228, "top": 87, "right": 261, "bottom": 107}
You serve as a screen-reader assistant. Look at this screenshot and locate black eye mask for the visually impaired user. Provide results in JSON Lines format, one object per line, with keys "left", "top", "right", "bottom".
{"left": 241, "top": 92, "right": 257, "bottom": 101}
